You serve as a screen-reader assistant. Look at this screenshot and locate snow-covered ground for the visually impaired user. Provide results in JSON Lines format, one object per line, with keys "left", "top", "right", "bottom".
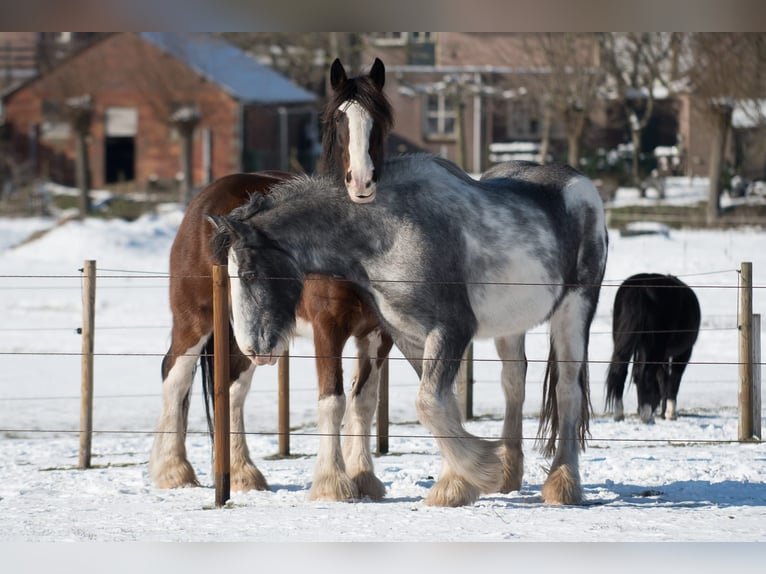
{"left": 1, "top": 177, "right": 765, "bottom": 551}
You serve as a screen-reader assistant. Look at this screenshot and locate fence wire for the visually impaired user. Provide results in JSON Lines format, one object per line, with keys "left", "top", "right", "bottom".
{"left": 0, "top": 266, "right": 762, "bottom": 448}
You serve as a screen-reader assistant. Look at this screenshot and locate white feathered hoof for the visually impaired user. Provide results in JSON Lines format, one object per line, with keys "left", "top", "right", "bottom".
{"left": 231, "top": 463, "right": 269, "bottom": 492}
{"left": 541, "top": 464, "right": 583, "bottom": 505}
{"left": 308, "top": 471, "right": 359, "bottom": 502}
{"left": 499, "top": 446, "right": 523, "bottom": 493}
{"left": 150, "top": 458, "right": 199, "bottom": 489}
{"left": 424, "top": 472, "right": 481, "bottom": 507}
{"left": 352, "top": 470, "right": 386, "bottom": 500}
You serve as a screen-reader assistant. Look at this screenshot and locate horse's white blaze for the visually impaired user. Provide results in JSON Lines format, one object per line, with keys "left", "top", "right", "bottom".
{"left": 343, "top": 100, "right": 375, "bottom": 200}
{"left": 149, "top": 335, "right": 208, "bottom": 480}
{"left": 229, "top": 250, "right": 281, "bottom": 364}
{"left": 228, "top": 250, "right": 253, "bottom": 355}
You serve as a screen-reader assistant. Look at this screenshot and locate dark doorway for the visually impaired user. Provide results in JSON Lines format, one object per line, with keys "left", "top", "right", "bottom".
{"left": 105, "top": 136, "right": 135, "bottom": 183}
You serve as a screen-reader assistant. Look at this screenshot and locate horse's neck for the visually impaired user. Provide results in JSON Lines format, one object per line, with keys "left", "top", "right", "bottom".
{"left": 266, "top": 198, "right": 370, "bottom": 279}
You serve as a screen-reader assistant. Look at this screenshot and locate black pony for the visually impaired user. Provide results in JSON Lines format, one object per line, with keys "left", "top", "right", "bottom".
{"left": 605, "top": 273, "right": 701, "bottom": 423}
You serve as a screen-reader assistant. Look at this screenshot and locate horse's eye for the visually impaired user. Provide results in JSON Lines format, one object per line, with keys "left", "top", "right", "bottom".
{"left": 239, "top": 271, "right": 258, "bottom": 283}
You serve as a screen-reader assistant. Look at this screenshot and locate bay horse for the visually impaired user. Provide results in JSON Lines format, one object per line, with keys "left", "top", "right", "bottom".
{"left": 209, "top": 153, "right": 609, "bottom": 507}
{"left": 605, "top": 273, "right": 701, "bottom": 423}
{"left": 148, "top": 57, "right": 395, "bottom": 501}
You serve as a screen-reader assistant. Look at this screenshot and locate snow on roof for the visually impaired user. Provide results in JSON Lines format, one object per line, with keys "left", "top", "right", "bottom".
{"left": 139, "top": 32, "right": 316, "bottom": 105}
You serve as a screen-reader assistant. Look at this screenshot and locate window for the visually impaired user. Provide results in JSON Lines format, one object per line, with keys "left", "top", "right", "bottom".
{"left": 409, "top": 32, "right": 434, "bottom": 44}
{"left": 40, "top": 100, "right": 70, "bottom": 141}
{"left": 424, "top": 94, "right": 457, "bottom": 139}
{"left": 369, "top": 32, "right": 434, "bottom": 46}
{"left": 369, "top": 33, "right": 407, "bottom": 46}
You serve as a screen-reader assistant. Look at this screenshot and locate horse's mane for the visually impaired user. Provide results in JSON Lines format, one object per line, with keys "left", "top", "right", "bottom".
{"left": 320, "top": 74, "right": 394, "bottom": 173}
{"left": 230, "top": 174, "right": 337, "bottom": 221}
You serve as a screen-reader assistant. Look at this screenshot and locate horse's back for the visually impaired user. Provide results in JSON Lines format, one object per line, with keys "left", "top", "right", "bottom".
{"left": 616, "top": 273, "right": 700, "bottom": 343}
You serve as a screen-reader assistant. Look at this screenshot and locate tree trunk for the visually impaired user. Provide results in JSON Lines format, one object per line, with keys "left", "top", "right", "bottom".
{"left": 455, "top": 96, "right": 467, "bottom": 170}
{"left": 631, "top": 127, "right": 642, "bottom": 194}
{"left": 539, "top": 103, "right": 553, "bottom": 164}
{"left": 180, "top": 130, "right": 194, "bottom": 205}
{"left": 567, "top": 132, "right": 581, "bottom": 168}
{"left": 75, "top": 130, "right": 91, "bottom": 217}
{"left": 565, "top": 107, "right": 585, "bottom": 168}
{"left": 706, "top": 103, "right": 733, "bottom": 224}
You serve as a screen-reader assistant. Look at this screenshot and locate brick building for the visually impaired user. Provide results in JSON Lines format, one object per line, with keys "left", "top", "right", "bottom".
{"left": 357, "top": 32, "right": 758, "bottom": 178}
{"left": 1, "top": 32, "right": 317, "bottom": 190}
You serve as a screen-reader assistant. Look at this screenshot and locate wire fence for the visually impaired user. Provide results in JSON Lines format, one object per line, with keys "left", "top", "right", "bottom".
{"left": 0, "top": 264, "right": 763, "bottom": 448}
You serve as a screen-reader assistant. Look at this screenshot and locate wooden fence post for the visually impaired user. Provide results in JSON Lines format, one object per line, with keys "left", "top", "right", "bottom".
{"left": 739, "top": 261, "right": 754, "bottom": 441}
{"left": 753, "top": 314, "right": 762, "bottom": 441}
{"left": 278, "top": 350, "right": 290, "bottom": 456}
{"left": 212, "top": 264, "right": 231, "bottom": 506}
{"left": 377, "top": 357, "right": 389, "bottom": 455}
{"left": 78, "top": 260, "right": 96, "bottom": 469}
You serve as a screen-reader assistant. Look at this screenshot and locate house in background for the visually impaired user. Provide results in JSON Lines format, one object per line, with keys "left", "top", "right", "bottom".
{"left": 357, "top": 32, "right": 750, "bottom": 178}
{"left": 1, "top": 32, "right": 317, "bottom": 191}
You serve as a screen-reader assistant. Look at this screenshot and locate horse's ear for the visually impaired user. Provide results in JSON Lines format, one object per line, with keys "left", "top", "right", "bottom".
{"left": 206, "top": 214, "right": 227, "bottom": 233}
{"left": 207, "top": 213, "right": 251, "bottom": 238}
{"left": 369, "top": 57, "right": 385, "bottom": 89}
{"left": 207, "top": 214, "right": 235, "bottom": 264}
{"left": 330, "top": 58, "right": 347, "bottom": 90}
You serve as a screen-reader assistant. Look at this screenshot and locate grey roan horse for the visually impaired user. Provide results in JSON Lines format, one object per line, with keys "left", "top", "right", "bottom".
{"left": 209, "top": 154, "right": 608, "bottom": 507}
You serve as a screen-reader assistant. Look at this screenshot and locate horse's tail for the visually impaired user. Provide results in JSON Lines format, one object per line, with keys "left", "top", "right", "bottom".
{"left": 200, "top": 335, "right": 215, "bottom": 441}
{"left": 537, "top": 339, "right": 592, "bottom": 458}
{"left": 604, "top": 282, "right": 651, "bottom": 411}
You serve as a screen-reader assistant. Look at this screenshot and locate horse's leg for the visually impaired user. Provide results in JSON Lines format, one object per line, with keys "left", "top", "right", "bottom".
{"left": 636, "top": 348, "right": 659, "bottom": 424}
{"left": 342, "top": 329, "right": 393, "bottom": 500}
{"left": 416, "top": 328, "right": 503, "bottom": 507}
{"left": 494, "top": 334, "right": 527, "bottom": 493}
{"left": 228, "top": 344, "right": 269, "bottom": 491}
{"left": 149, "top": 333, "right": 208, "bottom": 488}
{"left": 540, "top": 294, "right": 591, "bottom": 506}
{"left": 605, "top": 339, "right": 632, "bottom": 422}
{"left": 308, "top": 317, "right": 357, "bottom": 501}
{"left": 664, "top": 347, "right": 692, "bottom": 420}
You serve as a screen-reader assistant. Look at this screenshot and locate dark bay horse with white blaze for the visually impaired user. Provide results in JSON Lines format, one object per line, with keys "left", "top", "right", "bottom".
{"left": 148, "top": 58, "right": 394, "bottom": 500}
{"left": 210, "top": 153, "right": 609, "bottom": 506}
{"left": 605, "top": 273, "right": 700, "bottom": 423}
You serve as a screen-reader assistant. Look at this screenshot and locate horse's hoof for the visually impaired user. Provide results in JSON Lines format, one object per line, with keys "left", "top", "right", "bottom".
{"left": 541, "top": 464, "right": 582, "bottom": 505}
{"left": 351, "top": 470, "right": 386, "bottom": 500}
{"left": 499, "top": 447, "right": 523, "bottom": 493}
{"left": 424, "top": 475, "right": 481, "bottom": 507}
{"left": 231, "top": 464, "right": 269, "bottom": 492}
{"left": 308, "top": 471, "right": 359, "bottom": 501}
{"left": 150, "top": 459, "right": 200, "bottom": 489}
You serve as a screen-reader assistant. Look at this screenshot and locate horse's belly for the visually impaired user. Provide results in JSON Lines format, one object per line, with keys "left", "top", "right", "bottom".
{"left": 471, "top": 282, "right": 557, "bottom": 338}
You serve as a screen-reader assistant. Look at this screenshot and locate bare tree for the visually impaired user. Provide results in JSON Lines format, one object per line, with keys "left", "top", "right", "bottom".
{"left": 35, "top": 48, "right": 104, "bottom": 217}
{"left": 685, "top": 33, "right": 766, "bottom": 223}
{"left": 599, "top": 33, "right": 680, "bottom": 192}
{"left": 523, "top": 33, "right": 604, "bottom": 166}
{"left": 221, "top": 33, "right": 347, "bottom": 96}
{"left": 64, "top": 94, "right": 93, "bottom": 215}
